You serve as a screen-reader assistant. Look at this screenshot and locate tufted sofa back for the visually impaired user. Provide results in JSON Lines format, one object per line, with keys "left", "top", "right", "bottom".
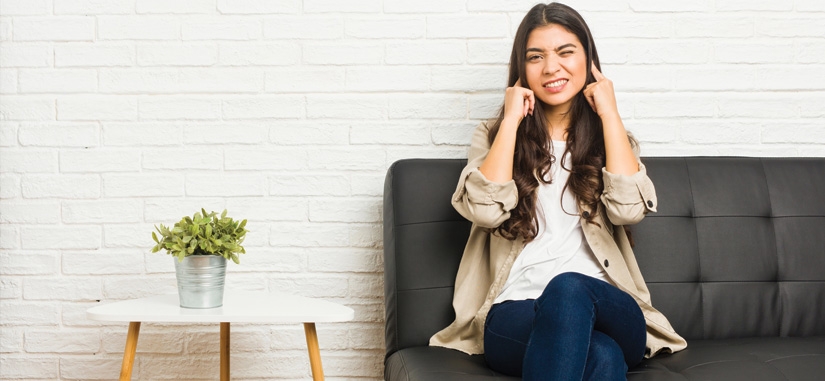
{"left": 383, "top": 157, "right": 825, "bottom": 359}
{"left": 632, "top": 157, "right": 825, "bottom": 340}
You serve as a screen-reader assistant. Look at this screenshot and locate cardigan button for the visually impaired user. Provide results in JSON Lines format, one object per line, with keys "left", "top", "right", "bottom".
{"left": 582, "top": 211, "right": 590, "bottom": 219}
{"left": 647, "top": 200, "right": 654, "bottom": 208}
{"left": 604, "top": 259, "right": 609, "bottom": 267}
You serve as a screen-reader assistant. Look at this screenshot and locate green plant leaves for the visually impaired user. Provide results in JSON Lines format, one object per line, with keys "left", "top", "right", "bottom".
{"left": 150, "top": 209, "right": 248, "bottom": 264}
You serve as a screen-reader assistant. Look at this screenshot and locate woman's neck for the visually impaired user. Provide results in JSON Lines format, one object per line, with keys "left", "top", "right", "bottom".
{"left": 544, "top": 108, "right": 570, "bottom": 141}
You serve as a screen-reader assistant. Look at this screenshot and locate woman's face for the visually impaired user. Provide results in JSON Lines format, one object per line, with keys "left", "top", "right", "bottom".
{"left": 524, "top": 24, "right": 588, "bottom": 115}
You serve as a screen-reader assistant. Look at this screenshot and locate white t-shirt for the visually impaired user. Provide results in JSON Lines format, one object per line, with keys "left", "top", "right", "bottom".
{"left": 494, "top": 141, "right": 607, "bottom": 304}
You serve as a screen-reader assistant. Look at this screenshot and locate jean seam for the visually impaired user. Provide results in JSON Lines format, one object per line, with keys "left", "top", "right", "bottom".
{"left": 485, "top": 326, "right": 530, "bottom": 347}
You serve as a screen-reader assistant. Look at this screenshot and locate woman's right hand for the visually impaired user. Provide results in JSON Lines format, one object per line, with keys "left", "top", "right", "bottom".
{"left": 503, "top": 79, "right": 535, "bottom": 124}
{"left": 479, "top": 80, "right": 534, "bottom": 183}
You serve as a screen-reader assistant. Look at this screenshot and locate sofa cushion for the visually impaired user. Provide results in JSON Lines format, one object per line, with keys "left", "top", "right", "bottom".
{"left": 387, "top": 337, "right": 825, "bottom": 381}
{"left": 385, "top": 346, "right": 519, "bottom": 381}
{"left": 629, "top": 336, "right": 825, "bottom": 381}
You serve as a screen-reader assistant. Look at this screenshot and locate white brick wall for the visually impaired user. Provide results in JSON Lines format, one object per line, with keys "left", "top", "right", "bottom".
{"left": 1, "top": 1, "right": 824, "bottom": 379}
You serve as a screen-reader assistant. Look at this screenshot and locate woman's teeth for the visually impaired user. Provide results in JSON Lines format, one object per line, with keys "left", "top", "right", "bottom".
{"left": 545, "top": 79, "right": 567, "bottom": 88}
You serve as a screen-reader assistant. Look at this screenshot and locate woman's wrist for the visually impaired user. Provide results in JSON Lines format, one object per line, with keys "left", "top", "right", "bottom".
{"left": 499, "top": 116, "right": 522, "bottom": 135}
{"left": 599, "top": 112, "right": 623, "bottom": 128}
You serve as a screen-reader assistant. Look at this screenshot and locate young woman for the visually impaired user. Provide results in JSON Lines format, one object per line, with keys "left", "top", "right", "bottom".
{"left": 430, "top": 3, "right": 687, "bottom": 380}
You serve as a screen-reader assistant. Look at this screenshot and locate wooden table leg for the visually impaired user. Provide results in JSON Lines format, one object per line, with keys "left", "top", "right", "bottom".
{"left": 303, "top": 323, "right": 324, "bottom": 381}
{"left": 119, "top": 322, "right": 140, "bottom": 381}
{"left": 221, "top": 322, "right": 230, "bottom": 381}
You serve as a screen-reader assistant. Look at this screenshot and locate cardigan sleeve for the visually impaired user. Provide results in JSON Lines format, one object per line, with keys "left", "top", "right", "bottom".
{"left": 599, "top": 138, "right": 657, "bottom": 226}
{"left": 451, "top": 121, "right": 519, "bottom": 229}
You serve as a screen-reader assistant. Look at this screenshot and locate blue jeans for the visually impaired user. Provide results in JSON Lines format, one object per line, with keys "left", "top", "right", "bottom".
{"left": 484, "top": 272, "right": 646, "bottom": 380}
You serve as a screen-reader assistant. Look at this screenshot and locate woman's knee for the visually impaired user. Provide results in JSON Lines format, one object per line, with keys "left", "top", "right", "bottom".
{"left": 549, "top": 272, "right": 591, "bottom": 289}
{"left": 536, "top": 272, "right": 593, "bottom": 306}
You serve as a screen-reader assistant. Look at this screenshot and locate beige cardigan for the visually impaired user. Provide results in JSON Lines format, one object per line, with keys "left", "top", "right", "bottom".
{"left": 429, "top": 121, "right": 687, "bottom": 358}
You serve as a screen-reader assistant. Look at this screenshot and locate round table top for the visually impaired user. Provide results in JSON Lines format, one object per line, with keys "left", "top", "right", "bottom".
{"left": 86, "top": 290, "right": 355, "bottom": 323}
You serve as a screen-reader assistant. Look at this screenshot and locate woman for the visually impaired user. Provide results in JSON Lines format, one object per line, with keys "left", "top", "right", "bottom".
{"left": 430, "top": 3, "right": 687, "bottom": 380}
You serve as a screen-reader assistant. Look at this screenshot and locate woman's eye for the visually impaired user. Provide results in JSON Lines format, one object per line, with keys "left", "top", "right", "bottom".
{"left": 527, "top": 55, "right": 542, "bottom": 61}
{"left": 559, "top": 50, "right": 573, "bottom": 56}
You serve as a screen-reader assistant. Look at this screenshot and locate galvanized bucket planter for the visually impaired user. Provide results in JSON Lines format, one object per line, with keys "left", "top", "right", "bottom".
{"left": 174, "top": 255, "right": 227, "bottom": 309}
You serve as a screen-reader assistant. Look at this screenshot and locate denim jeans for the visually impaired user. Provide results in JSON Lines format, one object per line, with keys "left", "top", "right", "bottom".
{"left": 484, "top": 272, "right": 646, "bottom": 380}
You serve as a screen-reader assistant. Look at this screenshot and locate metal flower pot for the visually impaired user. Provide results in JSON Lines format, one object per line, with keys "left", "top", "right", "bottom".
{"left": 174, "top": 255, "right": 227, "bottom": 309}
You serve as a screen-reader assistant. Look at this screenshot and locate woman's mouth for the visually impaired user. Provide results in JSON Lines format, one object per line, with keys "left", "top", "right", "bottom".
{"left": 543, "top": 79, "right": 568, "bottom": 93}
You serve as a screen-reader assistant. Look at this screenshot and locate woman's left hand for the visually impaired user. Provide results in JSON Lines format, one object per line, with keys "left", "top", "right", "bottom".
{"left": 583, "top": 64, "right": 620, "bottom": 119}
{"left": 587, "top": 64, "right": 638, "bottom": 175}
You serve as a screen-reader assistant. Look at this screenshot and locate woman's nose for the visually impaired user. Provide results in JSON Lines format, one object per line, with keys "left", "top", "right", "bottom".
{"left": 543, "top": 57, "right": 561, "bottom": 75}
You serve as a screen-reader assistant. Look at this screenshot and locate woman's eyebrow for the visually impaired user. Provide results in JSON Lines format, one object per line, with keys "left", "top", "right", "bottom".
{"left": 554, "top": 43, "right": 577, "bottom": 51}
{"left": 525, "top": 43, "right": 578, "bottom": 54}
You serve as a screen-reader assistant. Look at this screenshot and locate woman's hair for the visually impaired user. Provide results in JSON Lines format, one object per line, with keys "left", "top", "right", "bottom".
{"left": 488, "top": 2, "right": 607, "bottom": 242}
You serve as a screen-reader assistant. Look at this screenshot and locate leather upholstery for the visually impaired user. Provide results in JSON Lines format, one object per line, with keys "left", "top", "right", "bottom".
{"left": 384, "top": 157, "right": 825, "bottom": 380}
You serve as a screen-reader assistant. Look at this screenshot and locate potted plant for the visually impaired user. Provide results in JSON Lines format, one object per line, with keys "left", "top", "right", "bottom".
{"left": 151, "top": 209, "right": 248, "bottom": 308}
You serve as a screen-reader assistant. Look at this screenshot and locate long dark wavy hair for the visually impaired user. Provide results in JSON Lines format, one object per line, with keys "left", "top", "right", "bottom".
{"left": 489, "top": 3, "right": 608, "bottom": 242}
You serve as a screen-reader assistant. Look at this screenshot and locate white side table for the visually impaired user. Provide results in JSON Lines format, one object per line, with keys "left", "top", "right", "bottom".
{"left": 87, "top": 290, "right": 355, "bottom": 381}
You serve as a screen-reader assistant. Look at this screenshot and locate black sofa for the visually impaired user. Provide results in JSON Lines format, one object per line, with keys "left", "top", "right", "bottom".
{"left": 383, "top": 157, "right": 825, "bottom": 380}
